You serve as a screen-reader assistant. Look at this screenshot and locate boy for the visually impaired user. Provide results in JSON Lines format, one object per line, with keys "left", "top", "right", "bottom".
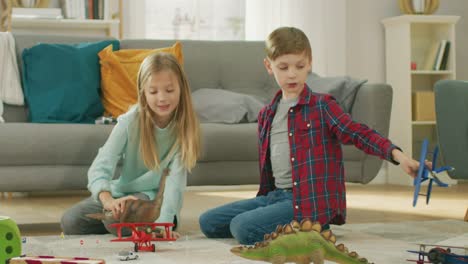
{"left": 199, "top": 27, "right": 421, "bottom": 245}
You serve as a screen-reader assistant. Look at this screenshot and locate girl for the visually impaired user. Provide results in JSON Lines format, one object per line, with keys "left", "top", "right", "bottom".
{"left": 61, "top": 52, "right": 201, "bottom": 236}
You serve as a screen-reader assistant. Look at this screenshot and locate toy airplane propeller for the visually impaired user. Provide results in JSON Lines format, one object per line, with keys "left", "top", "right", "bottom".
{"left": 413, "top": 139, "right": 454, "bottom": 207}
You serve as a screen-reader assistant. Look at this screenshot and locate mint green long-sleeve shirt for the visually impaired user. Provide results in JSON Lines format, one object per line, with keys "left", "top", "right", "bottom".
{"left": 87, "top": 106, "right": 186, "bottom": 225}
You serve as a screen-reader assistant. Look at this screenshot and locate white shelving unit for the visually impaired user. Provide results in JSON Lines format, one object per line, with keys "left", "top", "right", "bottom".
{"left": 9, "top": 17, "right": 119, "bottom": 37}
{"left": 1, "top": 0, "right": 122, "bottom": 38}
{"left": 382, "top": 15, "right": 460, "bottom": 185}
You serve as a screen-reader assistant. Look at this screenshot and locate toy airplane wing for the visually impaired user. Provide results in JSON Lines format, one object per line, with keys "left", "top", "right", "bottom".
{"left": 109, "top": 222, "right": 175, "bottom": 228}
{"left": 414, "top": 244, "right": 467, "bottom": 250}
{"left": 405, "top": 260, "right": 431, "bottom": 263}
{"left": 406, "top": 250, "right": 431, "bottom": 263}
{"left": 109, "top": 222, "right": 176, "bottom": 242}
{"left": 413, "top": 139, "right": 453, "bottom": 207}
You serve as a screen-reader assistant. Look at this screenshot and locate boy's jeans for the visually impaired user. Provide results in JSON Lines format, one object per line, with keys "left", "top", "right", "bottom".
{"left": 199, "top": 189, "right": 294, "bottom": 245}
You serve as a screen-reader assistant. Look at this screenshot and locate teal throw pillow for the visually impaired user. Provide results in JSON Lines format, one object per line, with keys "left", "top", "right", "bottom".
{"left": 22, "top": 40, "right": 120, "bottom": 123}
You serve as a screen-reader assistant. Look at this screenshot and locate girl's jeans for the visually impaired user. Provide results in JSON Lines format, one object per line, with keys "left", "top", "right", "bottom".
{"left": 60, "top": 193, "right": 150, "bottom": 236}
{"left": 199, "top": 189, "right": 294, "bottom": 245}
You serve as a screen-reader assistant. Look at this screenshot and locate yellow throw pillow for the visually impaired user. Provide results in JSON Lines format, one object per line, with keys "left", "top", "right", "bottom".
{"left": 99, "top": 42, "right": 184, "bottom": 118}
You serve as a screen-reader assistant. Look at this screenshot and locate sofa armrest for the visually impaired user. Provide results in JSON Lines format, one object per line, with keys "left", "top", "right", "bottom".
{"left": 347, "top": 83, "right": 393, "bottom": 184}
{"left": 351, "top": 83, "right": 393, "bottom": 136}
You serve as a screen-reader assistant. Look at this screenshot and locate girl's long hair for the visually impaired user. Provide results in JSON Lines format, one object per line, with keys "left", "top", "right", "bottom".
{"left": 136, "top": 52, "right": 200, "bottom": 171}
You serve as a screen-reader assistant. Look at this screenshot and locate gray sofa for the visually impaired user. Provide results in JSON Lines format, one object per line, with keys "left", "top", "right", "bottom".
{"left": 0, "top": 33, "right": 393, "bottom": 192}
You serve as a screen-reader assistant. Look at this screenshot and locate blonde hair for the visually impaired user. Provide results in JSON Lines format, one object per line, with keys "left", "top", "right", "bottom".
{"left": 136, "top": 52, "right": 201, "bottom": 172}
{"left": 265, "top": 27, "right": 312, "bottom": 61}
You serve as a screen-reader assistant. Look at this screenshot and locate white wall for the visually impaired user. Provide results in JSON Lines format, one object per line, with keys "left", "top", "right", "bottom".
{"left": 121, "top": 0, "right": 146, "bottom": 39}
{"left": 437, "top": 0, "right": 468, "bottom": 80}
{"left": 245, "top": 0, "right": 347, "bottom": 76}
{"left": 346, "top": 1, "right": 399, "bottom": 83}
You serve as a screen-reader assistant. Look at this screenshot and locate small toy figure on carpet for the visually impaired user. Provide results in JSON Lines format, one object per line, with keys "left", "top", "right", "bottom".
{"left": 118, "top": 251, "right": 139, "bottom": 261}
{"left": 231, "top": 218, "right": 372, "bottom": 264}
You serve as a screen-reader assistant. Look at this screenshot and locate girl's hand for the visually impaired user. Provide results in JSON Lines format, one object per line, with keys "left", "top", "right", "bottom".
{"left": 153, "top": 229, "right": 181, "bottom": 239}
{"left": 392, "top": 149, "right": 432, "bottom": 178}
{"left": 171, "top": 231, "right": 181, "bottom": 239}
{"left": 100, "top": 193, "right": 138, "bottom": 220}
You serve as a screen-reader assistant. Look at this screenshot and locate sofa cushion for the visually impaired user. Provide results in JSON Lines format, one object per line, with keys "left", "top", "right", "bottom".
{"left": 22, "top": 40, "right": 119, "bottom": 123}
{"left": 0, "top": 123, "right": 114, "bottom": 166}
{"left": 306, "top": 73, "right": 367, "bottom": 113}
{"left": 0, "top": 123, "right": 258, "bottom": 165}
{"left": 99, "top": 42, "right": 183, "bottom": 118}
{"left": 192, "top": 88, "right": 264, "bottom": 123}
{"left": 199, "top": 123, "right": 258, "bottom": 162}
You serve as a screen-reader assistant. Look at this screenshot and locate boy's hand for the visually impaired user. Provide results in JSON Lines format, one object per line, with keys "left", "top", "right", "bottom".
{"left": 392, "top": 149, "right": 432, "bottom": 178}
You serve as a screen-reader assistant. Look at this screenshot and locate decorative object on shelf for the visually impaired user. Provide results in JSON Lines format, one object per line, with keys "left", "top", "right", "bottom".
{"left": 398, "top": 0, "right": 439, "bottom": 15}
{"left": 13, "top": 0, "right": 50, "bottom": 8}
{"left": 0, "top": 0, "right": 10, "bottom": 31}
{"left": 0, "top": 0, "right": 50, "bottom": 31}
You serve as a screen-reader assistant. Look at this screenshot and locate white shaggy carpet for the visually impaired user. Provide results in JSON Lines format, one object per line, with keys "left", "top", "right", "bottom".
{"left": 19, "top": 220, "right": 468, "bottom": 264}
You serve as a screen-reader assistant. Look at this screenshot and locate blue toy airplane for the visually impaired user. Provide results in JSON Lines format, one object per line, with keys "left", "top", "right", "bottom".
{"left": 413, "top": 139, "right": 454, "bottom": 207}
{"left": 407, "top": 244, "right": 468, "bottom": 264}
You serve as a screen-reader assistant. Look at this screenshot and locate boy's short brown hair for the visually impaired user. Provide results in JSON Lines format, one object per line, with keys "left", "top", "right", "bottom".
{"left": 265, "top": 27, "right": 312, "bottom": 61}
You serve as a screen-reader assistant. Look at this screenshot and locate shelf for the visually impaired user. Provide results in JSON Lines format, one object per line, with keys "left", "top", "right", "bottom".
{"left": 382, "top": 15, "right": 460, "bottom": 26}
{"left": 383, "top": 15, "right": 460, "bottom": 186}
{"left": 411, "top": 70, "right": 453, "bottom": 75}
{"left": 412, "top": 121, "right": 436, "bottom": 125}
{"left": 2, "top": 0, "right": 123, "bottom": 38}
{"left": 10, "top": 17, "right": 119, "bottom": 30}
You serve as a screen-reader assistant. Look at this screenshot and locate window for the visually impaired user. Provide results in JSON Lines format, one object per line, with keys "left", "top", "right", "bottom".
{"left": 145, "top": 0, "right": 245, "bottom": 40}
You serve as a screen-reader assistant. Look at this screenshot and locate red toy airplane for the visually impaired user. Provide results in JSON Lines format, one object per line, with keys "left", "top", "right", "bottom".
{"left": 109, "top": 222, "right": 176, "bottom": 252}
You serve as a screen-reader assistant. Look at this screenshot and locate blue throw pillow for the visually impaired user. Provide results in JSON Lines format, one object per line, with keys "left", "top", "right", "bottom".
{"left": 22, "top": 40, "right": 120, "bottom": 123}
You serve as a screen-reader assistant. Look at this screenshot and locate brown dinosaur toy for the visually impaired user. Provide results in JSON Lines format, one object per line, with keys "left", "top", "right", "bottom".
{"left": 86, "top": 168, "right": 169, "bottom": 223}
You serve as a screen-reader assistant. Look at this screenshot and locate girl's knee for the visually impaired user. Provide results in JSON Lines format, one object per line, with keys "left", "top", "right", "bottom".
{"left": 60, "top": 213, "right": 81, "bottom": 235}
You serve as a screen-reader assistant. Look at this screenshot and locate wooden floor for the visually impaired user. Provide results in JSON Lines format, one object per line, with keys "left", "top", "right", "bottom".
{"left": 1, "top": 183, "right": 467, "bottom": 236}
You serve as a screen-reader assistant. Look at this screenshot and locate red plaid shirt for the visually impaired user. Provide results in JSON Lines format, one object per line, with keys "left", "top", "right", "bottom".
{"left": 257, "top": 85, "right": 399, "bottom": 225}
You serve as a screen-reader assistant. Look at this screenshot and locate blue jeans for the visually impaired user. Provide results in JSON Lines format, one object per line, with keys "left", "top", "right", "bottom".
{"left": 199, "top": 189, "right": 294, "bottom": 245}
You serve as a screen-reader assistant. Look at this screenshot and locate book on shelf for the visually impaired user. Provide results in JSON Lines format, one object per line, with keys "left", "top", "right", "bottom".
{"left": 433, "top": 40, "right": 446, "bottom": 71}
{"left": 433, "top": 39, "right": 452, "bottom": 71}
{"left": 61, "top": 0, "right": 110, "bottom": 20}
{"left": 423, "top": 41, "right": 439, "bottom": 71}
{"left": 439, "top": 41, "right": 450, "bottom": 70}
{"left": 423, "top": 39, "right": 451, "bottom": 71}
